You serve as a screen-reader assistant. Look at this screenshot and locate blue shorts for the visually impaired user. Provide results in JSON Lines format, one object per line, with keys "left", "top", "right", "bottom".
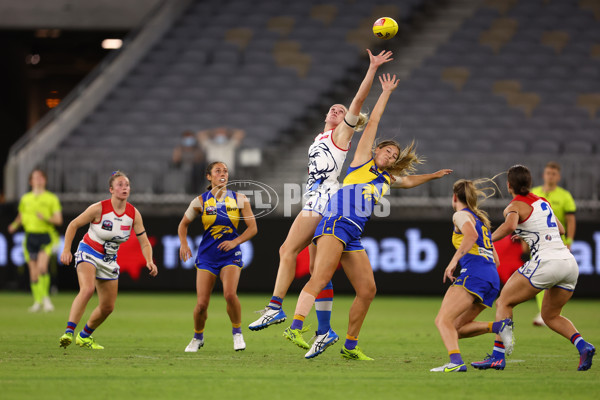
{"left": 313, "top": 215, "right": 364, "bottom": 252}
{"left": 452, "top": 267, "right": 500, "bottom": 308}
{"left": 195, "top": 257, "right": 243, "bottom": 276}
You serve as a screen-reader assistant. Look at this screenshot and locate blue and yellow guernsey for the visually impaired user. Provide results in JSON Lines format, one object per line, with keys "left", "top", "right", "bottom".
{"left": 452, "top": 208, "right": 496, "bottom": 272}
{"left": 194, "top": 190, "right": 242, "bottom": 266}
{"left": 326, "top": 158, "right": 391, "bottom": 231}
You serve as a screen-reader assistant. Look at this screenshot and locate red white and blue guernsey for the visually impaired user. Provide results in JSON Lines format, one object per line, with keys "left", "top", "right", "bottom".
{"left": 512, "top": 193, "right": 571, "bottom": 261}
{"left": 513, "top": 193, "right": 578, "bottom": 291}
{"left": 74, "top": 199, "right": 135, "bottom": 280}
{"left": 303, "top": 129, "right": 350, "bottom": 216}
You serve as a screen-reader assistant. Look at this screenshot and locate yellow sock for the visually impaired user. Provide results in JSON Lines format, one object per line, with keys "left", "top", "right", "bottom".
{"left": 30, "top": 281, "right": 41, "bottom": 303}
{"left": 39, "top": 274, "right": 50, "bottom": 297}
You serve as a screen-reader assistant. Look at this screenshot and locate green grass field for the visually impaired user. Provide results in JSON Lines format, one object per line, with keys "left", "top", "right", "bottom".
{"left": 1, "top": 292, "right": 598, "bottom": 400}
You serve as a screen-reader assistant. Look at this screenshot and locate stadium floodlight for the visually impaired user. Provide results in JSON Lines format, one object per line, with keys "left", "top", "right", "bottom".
{"left": 101, "top": 39, "right": 123, "bottom": 50}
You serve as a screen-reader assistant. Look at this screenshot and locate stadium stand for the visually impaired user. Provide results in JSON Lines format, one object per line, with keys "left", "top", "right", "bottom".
{"left": 5, "top": 0, "right": 600, "bottom": 216}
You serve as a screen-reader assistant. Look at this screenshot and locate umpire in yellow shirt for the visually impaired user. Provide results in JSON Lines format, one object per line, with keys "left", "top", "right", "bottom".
{"left": 530, "top": 161, "right": 576, "bottom": 326}
{"left": 8, "top": 168, "right": 63, "bottom": 312}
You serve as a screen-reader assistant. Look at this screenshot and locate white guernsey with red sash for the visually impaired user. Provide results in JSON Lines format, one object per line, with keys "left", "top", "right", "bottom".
{"left": 83, "top": 199, "right": 135, "bottom": 259}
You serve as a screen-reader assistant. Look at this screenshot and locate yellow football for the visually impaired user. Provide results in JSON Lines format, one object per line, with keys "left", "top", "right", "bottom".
{"left": 373, "top": 17, "right": 398, "bottom": 40}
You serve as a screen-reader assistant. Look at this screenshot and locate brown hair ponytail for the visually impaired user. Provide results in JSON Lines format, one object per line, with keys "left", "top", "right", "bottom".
{"left": 507, "top": 164, "right": 531, "bottom": 196}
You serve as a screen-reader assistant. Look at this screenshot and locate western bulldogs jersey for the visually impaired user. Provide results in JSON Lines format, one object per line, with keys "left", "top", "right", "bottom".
{"left": 186, "top": 190, "right": 243, "bottom": 266}
{"left": 512, "top": 193, "right": 571, "bottom": 261}
{"left": 306, "top": 129, "right": 349, "bottom": 194}
{"left": 83, "top": 199, "right": 135, "bottom": 257}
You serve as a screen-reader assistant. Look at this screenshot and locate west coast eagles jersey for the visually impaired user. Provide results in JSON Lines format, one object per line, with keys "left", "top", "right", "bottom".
{"left": 452, "top": 208, "right": 496, "bottom": 273}
{"left": 185, "top": 190, "right": 242, "bottom": 265}
{"left": 325, "top": 158, "right": 391, "bottom": 231}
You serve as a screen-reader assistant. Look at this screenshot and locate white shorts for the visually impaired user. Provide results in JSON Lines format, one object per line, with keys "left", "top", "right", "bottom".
{"left": 74, "top": 241, "right": 120, "bottom": 280}
{"left": 302, "top": 190, "right": 332, "bottom": 216}
{"left": 518, "top": 256, "right": 579, "bottom": 291}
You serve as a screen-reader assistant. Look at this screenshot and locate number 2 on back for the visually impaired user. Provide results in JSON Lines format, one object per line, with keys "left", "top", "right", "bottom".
{"left": 540, "top": 202, "right": 557, "bottom": 228}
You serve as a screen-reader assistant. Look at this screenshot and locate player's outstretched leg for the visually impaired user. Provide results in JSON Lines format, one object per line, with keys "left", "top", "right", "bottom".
{"left": 248, "top": 296, "right": 287, "bottom": 331}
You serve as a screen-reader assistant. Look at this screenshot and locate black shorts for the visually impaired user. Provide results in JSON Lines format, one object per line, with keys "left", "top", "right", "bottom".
{"left": 25, "top": 233, "right": 51, "bottom": 261}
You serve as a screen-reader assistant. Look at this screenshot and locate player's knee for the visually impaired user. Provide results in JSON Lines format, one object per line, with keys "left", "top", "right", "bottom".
{"left": 99, "top": 303, "right": 114, "bottom": 316}
{"left": 78, "top": 286, "right": 95, "bottom": 301}
{"left": 279, "top": 243, "right": 295, "bottom": 260}
{"left": 195, "top": 301, "right": 209, "bottom": 314}
{"left": 434, "top": 313, "right": 446, "bottom": 329}
{"left": 357, "top": 282, "right": 377, "bottom": 301}
{"left": 540, "top": 309, "right": 557, "bottom": 323}
{"left": 223, "top": 291, "right": 238, "bottom": 304}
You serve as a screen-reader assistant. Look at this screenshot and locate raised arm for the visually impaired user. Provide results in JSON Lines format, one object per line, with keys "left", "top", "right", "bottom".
{"left": 332, "top": 50, "right": 393, "bottom": 147}
{"left": 351, "top": 73, "right": 399, "bottom": 167}
{"left": 392, "top": 169, "right": 453, "bottom": 188}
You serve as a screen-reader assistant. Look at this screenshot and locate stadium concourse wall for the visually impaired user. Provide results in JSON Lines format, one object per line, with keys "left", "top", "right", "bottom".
{"left": 1, "top": 206, "right": 600, "bottom": 297}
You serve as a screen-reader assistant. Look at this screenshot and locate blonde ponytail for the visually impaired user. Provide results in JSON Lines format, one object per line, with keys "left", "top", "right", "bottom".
{"left": 453, "top": 179, "right": 499, "bottom": 228}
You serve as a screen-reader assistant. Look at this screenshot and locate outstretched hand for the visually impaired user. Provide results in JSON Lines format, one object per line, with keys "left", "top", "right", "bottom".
{"left": 432, "top": 169, "right": 453, "bottom": 179}
{"left": 379, "top": 73, "right": 399, "bottom": 92}
{"left": 367, "top": 49, "right": 393, "bottom": 68}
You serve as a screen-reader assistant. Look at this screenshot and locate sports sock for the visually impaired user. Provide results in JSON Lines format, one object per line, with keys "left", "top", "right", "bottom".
{"left": 232, "top": 323, "right": 242, "bottom": 335}
{"left": 492, "top": 340, "right": 506, "bottom": 359}
{"left": 80, "top": 324, "right": 95, "bottom": 339}
{"left": 194, "top": 330, "right": 204, "bottom": 341}
{"left": 490, "top": 320, "right": 504, "bottom": 334}
{"left": 449, "top": 350, "right": 463, "bottom": 365}
{"left": 267, "top": 296, "right": 283, "bottom": 310}
{"left": 345, "top": 334, "right": 358, "bottom": 351}
{"left": 39, "top": 273, "right": 50, "bottom": 297}
{"left": 571, "top": 333, "right": 588, "bottom": 353}
{"left": 315, "top": 281, "right": 333, "bottom": 335}
{"left": 30, "top": 280, "right": 41, "bottom": 304}
{"left": 290, "top": 315, "right": 305, "bottom": 330}
{"left": 65, "top": 322, "right": 77, "bottom": 335}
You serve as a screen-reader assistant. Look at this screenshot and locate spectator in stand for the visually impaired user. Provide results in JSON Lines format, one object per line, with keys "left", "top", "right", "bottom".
{"left": 198, "top": 127, "right": 245, "bottom": 175}
{"left": 172, "top": 130, "right": 206, "bottom": 193}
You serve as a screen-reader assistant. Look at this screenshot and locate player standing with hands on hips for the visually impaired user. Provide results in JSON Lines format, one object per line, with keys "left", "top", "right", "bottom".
{"left": 59, "top": 171, "right": 158, "bottom": 350}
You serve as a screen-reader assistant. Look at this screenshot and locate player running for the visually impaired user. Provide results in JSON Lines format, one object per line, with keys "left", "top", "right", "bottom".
{"left": 430, "top": 179, "right": 512, "bottom": 372}
{"left": 472, "top": 165, "right": 595, "bottom": 371}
